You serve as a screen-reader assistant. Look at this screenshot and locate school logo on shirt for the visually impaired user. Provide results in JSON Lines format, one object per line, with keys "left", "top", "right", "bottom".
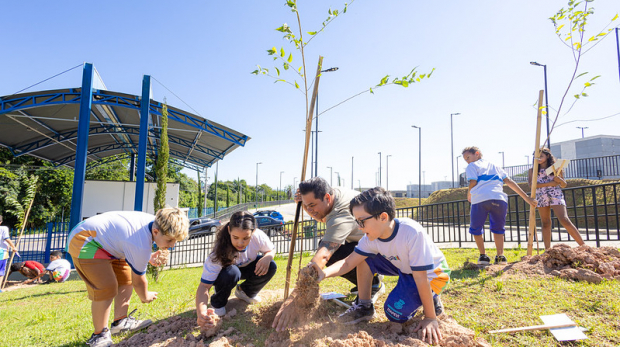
{"left": 382, "top": 254, "right": 400, "bottom": 261}
{"left": 394, "top": 299, "right": 405, "bottom": 310}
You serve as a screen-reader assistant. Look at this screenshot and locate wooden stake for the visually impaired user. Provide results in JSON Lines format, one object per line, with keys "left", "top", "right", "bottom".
{"left": 489, "top": 322, "right": 577, "bottom": 334}
{"left": 284, "top": 56, "right": 323, "bottom": 299}
{"left": 527, "top": 90, "right": 544, "bottom": 256}
{"left": 1, "top": 192, "right": 37, "bottom": 290}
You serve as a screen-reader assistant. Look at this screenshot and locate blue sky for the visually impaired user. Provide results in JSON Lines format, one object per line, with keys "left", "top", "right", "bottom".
{"left": 2, "top": 1, "right": 619, "bottom": 192}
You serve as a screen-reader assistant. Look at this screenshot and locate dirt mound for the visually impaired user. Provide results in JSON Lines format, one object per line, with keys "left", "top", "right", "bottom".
{"left": 271, "top": 265, "right": 321, "bottom": 329}
{"left": 475, "top": 244, "right": 620, "bottom": 283}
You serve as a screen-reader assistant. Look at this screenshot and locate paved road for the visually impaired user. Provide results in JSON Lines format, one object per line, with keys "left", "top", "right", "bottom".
{"left": 253, "top": 202, "right": 312, "bottom": 222}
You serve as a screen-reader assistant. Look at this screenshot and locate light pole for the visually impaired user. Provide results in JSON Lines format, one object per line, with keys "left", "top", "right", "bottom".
{"left": 327, "top": 166, "right": 332, "bottom": 186}
{"left": 315, "top": 67, "right": 339, "bottom": 177}
{"left": 351, "top": 157, "right": 354, "bottom": 189}
{"left": 498, "top": 151, "right": 505, "bottom": 169}
{"left": 279, "top": 171, "right": 284, "bottom": 204}
{"left": 386, "top": 155, "right": 392, "bottom": 191}
{"left": 335, "top": 172, "right": 340, "bottom": 187}
{"left": 577, "top": 126, "right": 588, "bottom": 138}
{"left": 412, "top": 125, "right": 421, "bottom": 206}
{"left": 378, "top": 152, "right": 382, "bottom": 187}
{"left": 525, "top": 155, "right": 529, "bottom": 165}
{"left": 255, "top": 162, "right": 262, "bottom": 206}
{"left": 456, "top": 155, "right": 462, "bottom": 187}
{"left": 530, "top": 61, "right": 550, "bottom": 147}
{"left": 450, "top": 113, "right": 460, "bottom": 188}
{"left": 293, "top": 177, "right": 297, "bottom": 191}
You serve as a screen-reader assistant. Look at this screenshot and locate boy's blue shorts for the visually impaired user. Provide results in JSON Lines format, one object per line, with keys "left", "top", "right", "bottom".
{"left": 365, "top": 255, "right": 437, "bottom": 323}
{"left": 469, "top": 199, "right": 508, "bottom": 235}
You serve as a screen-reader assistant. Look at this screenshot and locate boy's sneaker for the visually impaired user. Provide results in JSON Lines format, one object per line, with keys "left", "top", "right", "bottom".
{"left": 235, "top": 285, "right": 262, "bottom": 304}
{"left": 433, "top": 295, "right": 444, "bottom": 316}
{"left": 477, "top": 254, "right": 491, "bottom": 265}
{"left": 86, "top": 328, "right": 112, "bottom": 347}
{"left": 213, "top": 306, "right": 227, "bottom": 316}
{"left": 495, "top": 255, "right": 508, "bottom": 265}
{"left": 337, "top": 302, "right": 375, "bottom": 325}
{"left": 110, "top": 309, "right": 152, "bottom": 335}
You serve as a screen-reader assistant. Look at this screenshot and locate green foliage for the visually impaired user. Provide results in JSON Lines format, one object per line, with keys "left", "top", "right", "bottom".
{"left": 154, "top": 104, "right": 170, "bottom": 211}
{"left": 1, "top": 167, "right": 39, "bottom": 231}
{"left": 85, "top": 156, "right": 129, "bottom": 181}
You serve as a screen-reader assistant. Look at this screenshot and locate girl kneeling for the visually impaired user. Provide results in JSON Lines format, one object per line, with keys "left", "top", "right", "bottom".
{"left": 196, "top": 211, "right": 277, "bottom": 325}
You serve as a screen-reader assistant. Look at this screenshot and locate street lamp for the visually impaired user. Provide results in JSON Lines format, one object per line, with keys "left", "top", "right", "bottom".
{"left": 412, "top": 125, "right": 421, "bottom": 206}
{"left": 279, "top": 171, "right": 284, "bottom": 204}
{"left": 255, "top": 162, "right": 262, "bottom": 205}
{"left": 335, "top": 172, "right": 340, "bottom": 187}
{"left": 386, "top": 155, "right": 392, "bottom": 191}
{"left": 530, "top": 61, "right": 550, "bottom": 147}
{"left": 378, "top": 152, "right": 382, "bottom": 187}
{"left": 450, "top": 113, "right": 460, "bottom": 188}
{"left": 314, "top": 67, "right": 339, "bottom": 177}
{"left": 577, "top": 126, "right": 588, "bottom": 138}
{"left": 456, "top": 155, "right": 462, "bottom": 187}
{"left": 293, "top": 177, "right": 297, "bottom": 191}
{"left": 498, "top": 151, "right": 505, "bottom": 169}
{"left": 327, "top": 166, "right": 333, "bottom": 186}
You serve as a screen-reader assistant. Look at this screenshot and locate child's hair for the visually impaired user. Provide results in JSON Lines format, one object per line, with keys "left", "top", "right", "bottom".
{"left": 537, "top": 147, "right": 556, "bottom": 170}
{"left": 153, "top": 207, "right": 189, "bottom": 241}
{"left": 50, "top": 250, "right": 63, "bottom": 258}
{"left": 299, "top": 177, "right": 334, "bottom": 201}
{"left": 213, "top": 211, "right": 256, "bottom": 267}
{"left": 462, "top": 146, "right": 482, "bottom": 157}
{"left": 349, "top": 187, "right": 396, "bottom": 221}
{"left": 10, "top": 262, "right": 24, "bottom": 273}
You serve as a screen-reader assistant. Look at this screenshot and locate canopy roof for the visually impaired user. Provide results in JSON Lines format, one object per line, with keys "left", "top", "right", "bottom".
{"left": 0, "top": 88, "right": 249, "bottom": 171}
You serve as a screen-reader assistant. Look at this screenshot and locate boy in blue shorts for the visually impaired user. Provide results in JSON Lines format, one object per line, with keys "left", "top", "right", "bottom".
{"left": 462, "top": 146, "right": 537, "bottom": 265}
{"left": 312, "top": 187, "right": 450, "bottom": 345}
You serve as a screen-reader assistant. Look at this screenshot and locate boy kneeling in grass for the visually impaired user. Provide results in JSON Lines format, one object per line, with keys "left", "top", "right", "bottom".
{"left": 312, "top": 187, "right": 450, "bottom": 345}
{"left": 67, "top": 207, "right": 189, "bottom": 347}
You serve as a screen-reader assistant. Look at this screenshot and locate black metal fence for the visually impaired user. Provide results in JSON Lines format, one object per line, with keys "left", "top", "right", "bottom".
{"left": 504, "top": 154, "right": 620, "bottom": 183}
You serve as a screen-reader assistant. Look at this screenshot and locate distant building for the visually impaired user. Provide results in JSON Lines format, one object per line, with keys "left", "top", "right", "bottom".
{"left": 551, "top": 135, "right": 620, "bottom": 159}
{"left": 390, "top": 190, "right": 407, "bottom": 198}
{"left": 407, "top": 184, "right": 433, "bottom": 198}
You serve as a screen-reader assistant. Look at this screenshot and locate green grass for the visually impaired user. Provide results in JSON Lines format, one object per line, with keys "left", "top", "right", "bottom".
{"left": 0, "top": 248, "right": 618, "bottom": 346}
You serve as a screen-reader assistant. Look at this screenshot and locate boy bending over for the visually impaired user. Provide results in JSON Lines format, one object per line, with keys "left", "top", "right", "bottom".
{"left": 313, "top": 187, "right": 450, "bottom": 345}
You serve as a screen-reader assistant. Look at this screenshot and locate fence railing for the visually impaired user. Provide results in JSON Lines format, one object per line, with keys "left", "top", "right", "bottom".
{"left": 11, "top": 183, "right": 618, "bottom": 269}
{"left": 504, "top": 154, "right": 620, "bottom": 183}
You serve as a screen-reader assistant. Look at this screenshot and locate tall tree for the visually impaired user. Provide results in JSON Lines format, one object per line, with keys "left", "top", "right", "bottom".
{"left": 154, "top": 103, "right": 170, "bottom": 210}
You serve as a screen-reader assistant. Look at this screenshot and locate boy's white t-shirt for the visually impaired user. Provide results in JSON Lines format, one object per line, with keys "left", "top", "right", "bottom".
{"left": 0, "top": 226, "right": 10, "bottom": 260}
{"left": 200, "top": 229, "right": 274, "bottom": 284}
{"left": 46, "top": 259, "right": 72, "bottom": 282}
{"left": 67, "top": 211, "right": 155, "bottom": 275}
{"left": 466, "top": 159, "right": 508, "bottom": 204}
{"left": 354, "top": 218, "right": 450, "bottom": 294}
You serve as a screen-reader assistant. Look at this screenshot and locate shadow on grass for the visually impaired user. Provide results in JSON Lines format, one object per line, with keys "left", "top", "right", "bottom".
{"left": 4, "top": 289, "right": 85, "bottom": 302}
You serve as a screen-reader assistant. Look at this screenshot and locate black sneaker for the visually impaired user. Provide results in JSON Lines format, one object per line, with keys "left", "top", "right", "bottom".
{"left": 86, "top": 328, "right": 112, "bottom": 347}
{"left": 477, "top": 254, "right": 491, "bottom": 265}
{"left": 337, "top": 302, "right": 375, "bottom": 325}
{"left": 433, "top": 295, "right": 444, "bottom": 316}
{"left": 371, "top": 281, "right": 386, "bottom": 303}
{"left": 494, "top": 254, "right": 508, "bottom": 265}
{"left": 349, "top": 285, "right": 359, "bottom": 295}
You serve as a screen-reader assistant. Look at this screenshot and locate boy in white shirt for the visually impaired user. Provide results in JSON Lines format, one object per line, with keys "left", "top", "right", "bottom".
{"left": 46, "top": 250, "right": 72, "bottom": 283}
{"left": 0, "top": 214, "right": 18, "bottom": 279}
{"left": 313, "top": 187, "right": 450, "bottom": 345}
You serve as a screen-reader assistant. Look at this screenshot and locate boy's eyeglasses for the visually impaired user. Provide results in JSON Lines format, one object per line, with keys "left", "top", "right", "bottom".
{"left": 355, "top": 215, "right": 377, "bottom": 228}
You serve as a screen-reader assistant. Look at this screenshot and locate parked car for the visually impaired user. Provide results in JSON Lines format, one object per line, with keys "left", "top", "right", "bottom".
{"left": 255, "top": 215, "right": 284, "bottom": 236}
{"left": 253, "top": 210, "right": 284, "bottom": 221}
{"left": 188, "top": 217, "right": 221, "bottom": 239}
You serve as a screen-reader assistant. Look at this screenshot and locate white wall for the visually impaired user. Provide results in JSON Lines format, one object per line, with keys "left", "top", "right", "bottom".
{"left": 82, "top": 181, "right": 179, "bottom": 219}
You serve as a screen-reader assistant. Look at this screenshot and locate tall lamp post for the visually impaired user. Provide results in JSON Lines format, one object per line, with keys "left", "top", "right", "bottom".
{"left": 351, "top": 157, "right": 354, "bottom": 189}
{"left": 335, "top": 172, "right": 340, "bottom": 187}
{"left": 577, "top": 126, "right": 588, "bottom": 138}
{"left": 530, "top": 61, "right": 550, "bottom": 147}
{"left": 498, "top": 151, "right": 505, "bottom": 169}
{"left": 255, "top": 162, "right": 262, "bottom": 206}
{"left": 456, "top": 155, "right": 462, "bottom": 187}
{"left": 314, "top": 67, "right": 339, "bottom": 177}
{"left": 293, "top": 177, "right": 297, "bottom": 191}
{"left": 378, "top": 152, "right": 382, "bottom": 187}
{"left": 279, "top": 171, "right": 284, "bottom": 204}
{"left": 327, "top": 166, "right": 333, "bottom": 186}
{"left": 386, "top": 154, "right": 392, "bottom": 191}
{"left": 450, "top": 113, "right": 460, "bottom": 188}
{"left": 525, "top": 155, "right": 529, "bottom": 165}
{"left": 412, "top": 125, "right": 421, "bottom": 206}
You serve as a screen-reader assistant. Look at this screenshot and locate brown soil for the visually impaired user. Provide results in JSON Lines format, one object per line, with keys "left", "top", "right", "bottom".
{"left": 0, "top": 280, "right": 38, "bottom": 292}
{"left": 271, "top": 265, "right": 321, "bottom": 328}
{"left": 468, "top": 244, "right": 620, "bottom": 284}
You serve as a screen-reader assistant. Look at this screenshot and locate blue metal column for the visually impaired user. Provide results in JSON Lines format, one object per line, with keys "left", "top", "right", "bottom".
{"left": 69, "top": 63, "right": 94, "bottom": 230}
{"left": 134, "top": 75, "right": 151, "bottom": 211}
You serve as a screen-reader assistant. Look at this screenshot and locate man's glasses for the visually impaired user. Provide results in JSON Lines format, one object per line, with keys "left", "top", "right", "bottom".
{"left": 355, "top": 215, "right": 377, "bottom": 228}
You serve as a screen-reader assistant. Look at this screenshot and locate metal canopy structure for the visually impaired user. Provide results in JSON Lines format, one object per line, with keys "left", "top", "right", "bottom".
{"left": 0, "top": 63, "right": 250, "bottom": 229}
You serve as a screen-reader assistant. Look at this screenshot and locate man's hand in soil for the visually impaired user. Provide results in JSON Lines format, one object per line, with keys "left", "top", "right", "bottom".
{"left": 272, "top": 295, "right": 297, "bottom": 332}
{"left": 255, "top": 254, "right": 273, "bottom": 276}
{"left": 413, "top": 318, "right": 442, "bottom": 345}
{"left": 308, "top": 262, "right": 325, "bottom": 283}
{"left": 197, "top": 308, "right": 218, "bottom": 327}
